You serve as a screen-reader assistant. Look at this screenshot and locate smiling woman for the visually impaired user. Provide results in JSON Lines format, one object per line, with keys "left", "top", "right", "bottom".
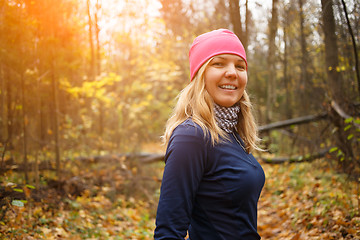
{"left": 154, "top": 29, "right": 265, "bottom": 240}
{"left": 204, "top": 54, "right": 248, "bottom": 107}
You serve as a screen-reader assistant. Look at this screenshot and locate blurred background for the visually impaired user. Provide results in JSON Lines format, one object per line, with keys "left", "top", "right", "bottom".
{"left": 1, "top": 0, "right": 359, "bottom": 177}
{"left": 0, "top": 0, "right": 359, "bottom": 238}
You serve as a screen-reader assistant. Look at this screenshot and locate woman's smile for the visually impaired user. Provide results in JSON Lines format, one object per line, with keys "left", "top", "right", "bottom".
{"left": 219, "top": 84, "right": 237, "bottom": 90}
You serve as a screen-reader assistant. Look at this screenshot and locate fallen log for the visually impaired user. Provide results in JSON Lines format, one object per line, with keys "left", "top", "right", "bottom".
{"left": 258, "top": 113, "right": 328, "bottom": 133}
{"left": 139, "top": 153, "right": 164, "bottom": 164}
{"left": 259, "top": 148, "right": 330, "bottom": 164}
{"left": 139, "top": 148, "right": 332, "bottom": 165}
{"left": 0, "top": 159, "right": 55, "bottom": 174}
{"left": 0, "top": 153, "right": 164, "bottom": 174}
{"left": 67, "top": 152, "right": 159, "bottom": 163}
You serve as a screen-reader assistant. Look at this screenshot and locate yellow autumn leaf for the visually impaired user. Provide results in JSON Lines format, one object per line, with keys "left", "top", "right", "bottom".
{"left": 146, "top": 94, "right": 154, "bottom": 101}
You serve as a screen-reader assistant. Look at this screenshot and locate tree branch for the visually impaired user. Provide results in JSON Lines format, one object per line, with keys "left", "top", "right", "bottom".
{"left": 258, "top": 113, "right": 328, "bottom": 133}
{"left": 331, "top": 100, "right": 360, "bottom": 128}
{"left": 259, "top": 148, "right": 330, "bottom": 164}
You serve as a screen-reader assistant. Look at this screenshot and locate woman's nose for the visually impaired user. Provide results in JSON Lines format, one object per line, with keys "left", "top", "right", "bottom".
{"left": 225, "top": 65, "right": 237, "bottom": 79}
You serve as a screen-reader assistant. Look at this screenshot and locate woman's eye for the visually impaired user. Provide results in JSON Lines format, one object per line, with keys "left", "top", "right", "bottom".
{"left": 212, "top": 61, "right": 223, "bottom": 66}
{"left": 236, "top": 65, "right": 246, "bottom": 70}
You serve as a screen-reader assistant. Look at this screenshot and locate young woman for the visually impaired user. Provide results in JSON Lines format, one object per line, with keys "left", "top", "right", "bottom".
{"left": 154, "top": 29, "right": 265, "bottom": 240}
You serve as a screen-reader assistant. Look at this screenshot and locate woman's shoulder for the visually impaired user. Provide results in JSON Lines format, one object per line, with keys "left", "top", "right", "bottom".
{"left": 166, "top": 119, "right": 210, "bottom": 160}
{"left": 171, "top": 119, "right": 208, "bottom": 142}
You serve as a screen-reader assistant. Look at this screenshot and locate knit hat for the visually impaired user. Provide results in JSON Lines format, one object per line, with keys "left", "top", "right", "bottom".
{"left": 189, "top": 29, "right": 247, "bottom": 81}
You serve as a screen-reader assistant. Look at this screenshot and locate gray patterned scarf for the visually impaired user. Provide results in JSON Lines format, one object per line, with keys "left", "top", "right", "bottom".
{"left": 214, "top": 103, "right": 240, "bottom": 133}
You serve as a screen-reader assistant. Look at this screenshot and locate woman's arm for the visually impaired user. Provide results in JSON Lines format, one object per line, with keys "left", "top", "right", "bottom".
{"left": 154, "top": 123, "right": 207, "bottom": 239}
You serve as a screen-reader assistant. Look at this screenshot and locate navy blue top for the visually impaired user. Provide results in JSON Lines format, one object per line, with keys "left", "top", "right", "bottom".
{"left": 154, "top": 119, "right": 265, "bottom": 240}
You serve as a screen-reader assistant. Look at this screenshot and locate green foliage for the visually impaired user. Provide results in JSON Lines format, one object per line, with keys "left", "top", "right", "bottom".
{"left": 329, "top": 147, "right": 338, "bottom": 153}
{"left": 329, "top": 117, "right": 360, "bottom": 172}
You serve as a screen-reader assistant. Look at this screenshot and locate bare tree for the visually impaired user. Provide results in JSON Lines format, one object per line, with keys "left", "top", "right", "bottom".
{"left": 321, "top": 0, "right": 343, "bottom": 102}
{"left": 21, "top": 70, "right": 29, "bottom": 182}
{"left": 50, "top": 59, "right": 61, "bottom": 180}
{"left": 0, "top": 65, "right": 3, "bottom": 144}
{"left": 95, "top": 0, "right": 101, "bottom": 76}
{"left": 244, "top": 0, "right": 249, "bottom": 51}
{"left": 94, "top": 0, "right": 104, "bottom": 146}
{"left": 266, "top": 0, "right": 279, "bottom": 123}
{"left": 321, "top": 0, "right": 354, "bottom": 171}
{"left": 282, "top": 4, "right": 292, "bottom": 120}
{"left": 229, "top": 0, "right": 243, "bottom": 41}
{"left": 87, "top": 0, "right": 95, "bottom": 81}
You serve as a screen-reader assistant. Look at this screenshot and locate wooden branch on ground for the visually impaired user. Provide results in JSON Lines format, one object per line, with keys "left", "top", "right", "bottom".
{"left": 139, "top": 153, "right": 164, "bottom": 164}
{"left": 0, "top": 160, "right": 55, "bottom": 174}
{"left": 258, "top": 112, "right": 328, "bottom": 133}
{"left": 138, "top": 148, "right": 332, "bottom": 165}
{"left": 1, "top": 153, "right": 164, "bottom": 174}
{"left": 259, "top": 148, "right": 330, "bottom": 164}
{"left": 66, "top": 153, "right": 158, "bottom": 163}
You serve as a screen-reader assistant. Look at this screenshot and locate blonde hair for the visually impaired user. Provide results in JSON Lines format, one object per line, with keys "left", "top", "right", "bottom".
{"left": 163, "top": 58, "right": 261, "bottom": 153}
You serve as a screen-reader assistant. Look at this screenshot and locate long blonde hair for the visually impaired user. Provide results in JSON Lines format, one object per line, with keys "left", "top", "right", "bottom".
{"left": 163, "top": 58, "right": 261, "bottom": 153}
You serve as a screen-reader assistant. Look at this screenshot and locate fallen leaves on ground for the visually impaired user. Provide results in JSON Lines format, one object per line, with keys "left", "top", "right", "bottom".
{"left": 258, "top": 160, "right": 359, "bottom": 239}
{"left": 1, "top": 187, "right": 156, "bottom": 239}
{"left": 0, "top": 156, "right": 359, "bottom": 239}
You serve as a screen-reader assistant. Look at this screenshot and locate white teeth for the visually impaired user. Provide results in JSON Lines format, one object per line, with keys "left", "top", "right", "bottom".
{"left": 220, "top": 85, "right": 236, "bottom": 90}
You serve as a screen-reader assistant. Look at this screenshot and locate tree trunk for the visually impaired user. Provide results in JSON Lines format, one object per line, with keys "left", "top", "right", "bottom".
{"left": 229, "top": 0, "right": 243, "bottom": 41}
{"left": 213, "top": 0, "right": 228, "bottom": 29}
{"left": 283, "top": 7, "right": 292, "bottom": 119}
{"left": 266, "top": 0, "right": 279, "bottom": 123}
{"left": 40, "top": 83, "right": 46, "bottom": 149}
{"left": 0, "top": 64, "right": 5, "bottom": 170}
{"left": 87, "top": 0, "right": 95, "bottom": 81}
{"left": 94, "top": 0, "right": 104, "bottom": 148}
{"left": 51, "top": 60, "right": 61, "bottom": 180}
{"left": 95, "top": 0, "right": 101, "bottom": 76}
{"left": 34, "top": 49, "right": 44, "bottom": 187}
{"left": 298, "top": 0, "right": 308, "bottom": 96}
{"left": 6, "top": 70, "right": 12, "bottom": 147}
{"left": 321, "top": 0, "right": 354, "bottom": 171}
{"left": 244, "top": 0, "right": 249, "bottom": 51}
{"left": 21, "top": 71, "right": 29, "bottom": 182}
{"left": 321, "top": 0, "right": 343, "bottom": 102}
{"left": 0, "top": 64, "right": 4, "bottom": 143}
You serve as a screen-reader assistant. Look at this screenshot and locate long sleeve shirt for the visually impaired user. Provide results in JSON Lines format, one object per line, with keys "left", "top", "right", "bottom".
{"left": 154, "top": 119, "right": 265, "bottom": 240}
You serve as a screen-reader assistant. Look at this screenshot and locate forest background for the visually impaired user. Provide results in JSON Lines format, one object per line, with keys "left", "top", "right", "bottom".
{"left": 0, "top": 0, "right": 360, "bottom": 239}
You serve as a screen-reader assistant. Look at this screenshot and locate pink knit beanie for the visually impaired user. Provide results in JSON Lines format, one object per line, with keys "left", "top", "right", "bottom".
{"left": 189, "top": 29, "right": 247, "bottom": 81}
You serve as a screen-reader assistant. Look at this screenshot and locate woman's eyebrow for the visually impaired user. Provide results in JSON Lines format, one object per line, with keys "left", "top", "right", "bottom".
{"left": 213, "top": 56, "right": 226, "bottom": 60}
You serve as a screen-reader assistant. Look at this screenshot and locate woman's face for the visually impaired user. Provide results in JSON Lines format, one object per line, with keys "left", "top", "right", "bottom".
{"left": 204, "top": 54, "right": 247, "bottom": 107}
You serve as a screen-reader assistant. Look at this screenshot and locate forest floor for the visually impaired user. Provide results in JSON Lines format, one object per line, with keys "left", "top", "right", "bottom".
{"left": 0, "top": 145, "right": 359, "bottom": 239}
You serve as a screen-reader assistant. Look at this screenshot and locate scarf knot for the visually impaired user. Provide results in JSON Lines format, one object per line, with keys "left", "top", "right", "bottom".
{"left": 214, "top": 103, "right": 240, "bottom": 133}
